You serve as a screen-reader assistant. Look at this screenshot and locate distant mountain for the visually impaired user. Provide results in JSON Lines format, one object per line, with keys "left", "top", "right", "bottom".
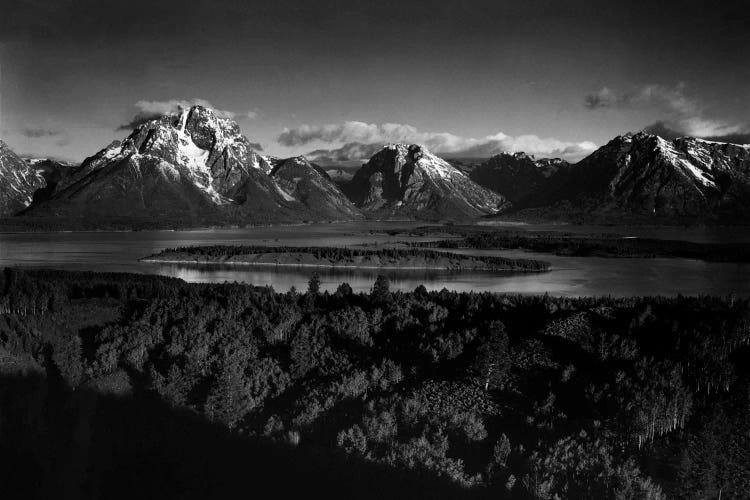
{"left": 24, "top": 106, "right": 361, "bottom": 224}
{"left": 535, "top": 132, "right": 750, "bottom": 220}
{"left": 469, "top": 152, "right": 569, "bottom": 206}
{"left": 24, "top": 158, "right": 80, "bottom": 204}
{"left": 0, "top": 141, "right": 45, "bottom": 216}
{"left": 270, "top": 156, "right": 362, "bottom": 220}
{"left": 13, "top": 121, "right": 750, "bottom": 226}
{"left": 346, "top": 144, "right": 510, "bottom": 219}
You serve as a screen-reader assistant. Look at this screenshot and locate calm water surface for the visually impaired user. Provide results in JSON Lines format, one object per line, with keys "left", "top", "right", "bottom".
{"left": 1, "top": 222, "right": 749, "bottom": 297}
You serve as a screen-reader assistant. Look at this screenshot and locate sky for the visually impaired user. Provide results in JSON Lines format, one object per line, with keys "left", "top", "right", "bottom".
{"left": 1, "top": 0, "right": 748, "bottom": 164}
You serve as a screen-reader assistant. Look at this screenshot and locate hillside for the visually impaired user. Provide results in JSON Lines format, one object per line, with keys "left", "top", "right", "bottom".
{"left": 527, "top": 133, "right": 750, "bottom": 222}
{"left": 22, "top": 106, "right": 362, "bottom": 225}
{"left": 468, "top": 152, "right": 569, "bottom": 206}
{"left": 0, "top": 140, "right": 45, "bottom": 216}
{"left": 346, "top": 144, "right": 510, "bottom": 220}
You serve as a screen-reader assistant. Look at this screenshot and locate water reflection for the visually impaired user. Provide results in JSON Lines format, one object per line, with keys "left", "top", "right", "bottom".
{"left": 1, "top": 222, "right": 749, "bottom": 297}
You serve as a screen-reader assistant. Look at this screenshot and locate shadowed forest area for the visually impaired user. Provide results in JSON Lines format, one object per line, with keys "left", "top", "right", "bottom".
{"left": 1, "top": 268, "right": 749, "bottom": 499}
{"left": 145, "top": 245, "right": 551, "bottom": 271}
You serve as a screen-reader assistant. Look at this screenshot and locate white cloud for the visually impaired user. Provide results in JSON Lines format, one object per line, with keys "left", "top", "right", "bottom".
{"left": 279, "top": 121, "right": 597, "bottom": 161}
{"left": 585, "top": 83, "right": 744, "bottom": 138}
{"left": 134, "top": 99, "right": 237, "bottom": 119}
{"left": 119, "top": 99, "right": 259, "bottom": 130}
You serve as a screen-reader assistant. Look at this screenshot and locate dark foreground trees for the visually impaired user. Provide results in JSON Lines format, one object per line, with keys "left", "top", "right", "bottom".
{"left": 0, "top": 267, "right": 748, "bottom": 499}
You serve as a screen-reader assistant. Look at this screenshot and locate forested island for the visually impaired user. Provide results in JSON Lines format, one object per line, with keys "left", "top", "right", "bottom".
{"left": 1, "top": 268, "right": 748, "bottom": 499}
{"left": 144, "top": 245, "right": 551, "bottom": 272}
{"left": 405, "top": 226, "right": 750, "bottom": 263}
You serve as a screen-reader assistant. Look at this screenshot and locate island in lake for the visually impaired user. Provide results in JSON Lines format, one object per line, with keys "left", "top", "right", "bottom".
{"left": 143, "top": 245, "right": 551, "bottom": 272}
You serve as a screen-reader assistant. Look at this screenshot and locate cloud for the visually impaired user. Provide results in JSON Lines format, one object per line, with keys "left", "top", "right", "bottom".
{"left": 585, "top": 83, "right": 747, "bottom": 140}
{"left": 247, "top": 141, "right": 264, "bottom": 152}
{"left": 117, "top": 99, "right": 251, "bottom": 130}
{"left": 280, "top": 121, "right": 597, "bottom": 162}
{"left": 643, "top": 121, "right": 750, "bottom": 145}
{"left": 641, "top": 121, "right": 683, "bottom": 140}
{"left": 20, "top": 127, "right": 64, "bottom": 138}
{"left": 18, "top": 127, "right": 70, "bottom": 146}
{"left": 583, "top": 87, "right": 620, "bottom": 109}
{"left": 448, "top": 133, "right": 597, "bottom": 159}
{"left": 701, "top": 132, "right": 750, "bottom": 145}
{"left": 584, "top": 84, "right": 695, "bottom": 112}
{"left": 307, "top": 142, "right": 387, "bottom": 164}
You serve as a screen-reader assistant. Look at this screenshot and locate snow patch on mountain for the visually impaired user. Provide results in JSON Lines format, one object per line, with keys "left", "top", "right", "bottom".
{"left": 655, "top": 136, "right": 716, "bottom": 189}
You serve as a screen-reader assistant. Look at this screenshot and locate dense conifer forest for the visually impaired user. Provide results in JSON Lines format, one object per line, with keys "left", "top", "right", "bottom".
{"left": 1, "top": 268, "right": 749, "bottom": 499}
{"left": 147, "top": 245, "right": 551, "bottom": 271}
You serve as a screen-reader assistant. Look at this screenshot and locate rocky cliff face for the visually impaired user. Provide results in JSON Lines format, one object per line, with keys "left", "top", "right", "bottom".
{"left": 469, "top": 152, "right": 569, "bottom": 206}
{"left": 24, "top": 106, "right": 362, "bottom": 223}
{"left": 0, "top": 141, "right": 45, "bottom": 216}
{"left": 541, "top": 132, "right": 750, "bottom": 219}
{"left": 271, "top": 156, "right": 362, "bottom": 220}
{"left": 346, "top": 144, "right": 510, "bottom": 219}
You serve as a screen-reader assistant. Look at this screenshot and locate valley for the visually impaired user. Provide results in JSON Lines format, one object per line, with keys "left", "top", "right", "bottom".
{"left": 4, "top": 3, "right": 747, "bottom": 499}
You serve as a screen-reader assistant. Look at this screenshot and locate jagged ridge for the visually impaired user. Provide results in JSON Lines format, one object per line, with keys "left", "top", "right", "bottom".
{"left": 346, "top": 144, "right": 510, "bottom": 219}
{"left": 22, "top": 106, "right": 361, "bottom": 223}
{"left": 0, "top": 141, "right": 46, "bottom": 216}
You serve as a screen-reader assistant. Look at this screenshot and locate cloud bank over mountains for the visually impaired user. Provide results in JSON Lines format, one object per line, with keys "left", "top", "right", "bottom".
{"left": 278, "top": 121, "right": 597, "bottom": 164}
{"left": 585, "top": 83, "right": 750, "bottom": 144}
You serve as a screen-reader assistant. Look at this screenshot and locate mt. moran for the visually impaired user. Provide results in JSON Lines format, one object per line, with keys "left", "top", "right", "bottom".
{"left": 23, "top": 106, "right": 360, "bottom": 224}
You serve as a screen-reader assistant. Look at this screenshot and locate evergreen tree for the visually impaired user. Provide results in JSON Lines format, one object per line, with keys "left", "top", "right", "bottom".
{"left": 308, "top": 272, "right": 321, "bottom": 294}
{"left": 372, "top": 275, "right": 391, "bottom": 304}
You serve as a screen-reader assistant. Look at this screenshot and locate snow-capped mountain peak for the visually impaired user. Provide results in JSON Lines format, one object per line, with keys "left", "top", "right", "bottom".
{"left": 22, "top": 105, "right": 362, "bottom": 223}
{"left": 383, "top": 143, "right": 465, "bottom": 181}
{"left": 346, "top": 143, "right": 510, "bottom": 218}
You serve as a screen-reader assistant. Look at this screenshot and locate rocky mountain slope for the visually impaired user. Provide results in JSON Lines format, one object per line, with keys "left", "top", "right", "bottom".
{"left": 535, "top": 132, "right": 750, "bottom": 220}
{"left": 24, "top": 158, "right": 80, "bottom": 204}
{"left": 469, "top": 152, "right": 569, "bottom": 206}
{"left": 346, "top": 144, "right": 510, "bottom": 219}
{"left": 23, "top": 106, "right": 360, "bottom": 224}
{"left": 0, "top": 141, "right": 46, "bottom": 216}
{"left": 9, "top": 121, "right": 750, "bottom": 225}
{"left": 271, "top": 157, "right": 362, "bottom": 220}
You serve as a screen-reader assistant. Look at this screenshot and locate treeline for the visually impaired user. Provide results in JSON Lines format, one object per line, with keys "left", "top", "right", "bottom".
{"left": 0, "top": 268, "right": 749, "bottom": 498}
{"left": 147, "top": 244, "right": 551, "bottom": 271}
{"left": 410, "top": 228, "right": 750, "bottom": 262}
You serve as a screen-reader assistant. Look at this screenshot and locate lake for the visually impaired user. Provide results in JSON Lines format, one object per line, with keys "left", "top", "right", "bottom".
{"left": 1, "top": 221, "right": 749, "bottom": 297}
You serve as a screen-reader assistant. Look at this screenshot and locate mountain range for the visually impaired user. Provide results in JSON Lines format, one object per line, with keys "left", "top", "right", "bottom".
{"left": 1, "top": 108, "right": 749, "bottom": 226}
{"left": 511, "top": 133, "right": 750, "bottom": 221}
{"left": 466, "top": 152, "right": 570, "bottom": 206}
{"left": 14, "top": 106, "right": 360, "bottom": 224}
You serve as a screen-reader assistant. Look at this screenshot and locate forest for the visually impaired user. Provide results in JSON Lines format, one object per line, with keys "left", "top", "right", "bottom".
{"left": 0, "top": 268, "right": 748, "bottom": 499}
{"left": 146, "top": 244, "right": 551, "bottom": 271}
{"left": 406, "top": 227, "right": 750, "bottom": 262}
